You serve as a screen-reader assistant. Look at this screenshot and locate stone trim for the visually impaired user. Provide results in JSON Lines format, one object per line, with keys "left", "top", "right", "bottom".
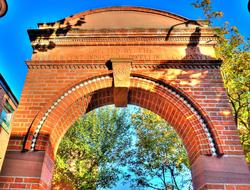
{"left": 26, "top": 60, "right": 221, "bottom": 70}
{"left": 29, "top": 28, "right": 216, "bottom": 38}
{"left": 132, "top": 62, "right": 221, "bottom": 69}
{"left": 112, "top": 59, "right": 132, "bottom": 107}
{"left": 30, "top": 75, "right": 217, "bottom": 156}
{"left": 30, "top": 36, "right": 218, "bottom": 47}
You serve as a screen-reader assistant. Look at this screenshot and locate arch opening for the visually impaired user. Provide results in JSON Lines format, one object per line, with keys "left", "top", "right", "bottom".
{"left": 52, "top": 105, "right": 193, "bottom": 190}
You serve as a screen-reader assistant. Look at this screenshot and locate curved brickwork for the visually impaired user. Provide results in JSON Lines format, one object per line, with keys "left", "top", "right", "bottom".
{"left": 26, "top": 76, "right": 219, "bottom": 163}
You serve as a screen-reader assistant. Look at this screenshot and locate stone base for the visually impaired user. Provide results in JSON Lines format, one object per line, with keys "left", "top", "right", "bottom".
{"left": 191, "top": 155, "right": 250, "bottom": 190}
{"left": 0, "top": 151, "right": 53, "bottom": 190}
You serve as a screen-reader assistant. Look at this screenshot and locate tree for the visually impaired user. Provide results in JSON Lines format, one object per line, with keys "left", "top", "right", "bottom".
{"left": 192, "top": 0, "right": 223, "bottom": 21}
{"left": 216, "top": 25, "right": 250, "bottom": 162}
{"left": 52, "top": 106, "right": 132, "bottom": 190}
{"left": 123, "top": 109, "right": 192, "bottom": 190}
{"left": 192, "top": 0, "right": 250, "bottom": 162}
{"left": 216, "top": 23, "right": 250, "bottom": 162}
{"left": 52, "top": 106, "right": 192, "bottom": 190}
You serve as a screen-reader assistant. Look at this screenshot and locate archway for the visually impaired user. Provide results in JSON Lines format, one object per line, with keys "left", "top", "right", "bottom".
{"left": 0, "top": 6, "right": 249, "bottom": 190}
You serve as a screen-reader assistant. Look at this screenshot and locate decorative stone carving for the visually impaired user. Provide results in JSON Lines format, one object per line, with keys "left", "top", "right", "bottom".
{"left": 111, "top": 58, "right": 132, "bottom": 107}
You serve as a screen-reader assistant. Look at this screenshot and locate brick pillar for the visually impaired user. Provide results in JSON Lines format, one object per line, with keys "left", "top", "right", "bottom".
{"left": 191, "top": 155, "right": 250, "bottom": 190}
{"left": 0, "top": 151, "right": 54, "bottom": 190}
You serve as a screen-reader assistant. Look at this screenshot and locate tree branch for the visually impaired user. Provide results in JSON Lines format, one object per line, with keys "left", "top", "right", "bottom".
{"left": 167, "top": 165, "right": 180, "bottom": 190}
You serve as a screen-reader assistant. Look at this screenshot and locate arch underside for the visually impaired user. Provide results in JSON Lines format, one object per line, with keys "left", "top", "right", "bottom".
{"left": 26, "top": 76, "right": 219, "bottom": 164}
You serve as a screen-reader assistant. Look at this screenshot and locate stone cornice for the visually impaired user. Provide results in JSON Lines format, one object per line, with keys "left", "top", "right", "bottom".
{"left": 31, "top": 36, "right": 218, "bottom": 47}
{"left": 29, "top": 28, "right": 215, "bottom": 36}
{"left": 29, "top": 28, "right": 217, "bottom": 38}
{"left": 26, "top": 60, "right": 221, "bottom": 70}
{"left": 28, "top": 28, "right": 218, "bottom": 49}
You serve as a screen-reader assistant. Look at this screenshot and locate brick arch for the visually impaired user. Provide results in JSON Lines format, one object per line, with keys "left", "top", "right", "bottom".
{"left": 2, "top": 6, "right": 250, "bottom": 189}
{"left": 24, "top": 74, "right": 113, "bottom": 150}
{"left": 25, "top": 76, "right": 220, "bottom": 164}
{"left": 132, "top": 74, "right": 224, "bottom": 154}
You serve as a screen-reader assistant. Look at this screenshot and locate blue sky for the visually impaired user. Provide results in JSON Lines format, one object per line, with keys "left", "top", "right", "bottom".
{"left": 0, "top": 0, "right": 249, "bottom": 101}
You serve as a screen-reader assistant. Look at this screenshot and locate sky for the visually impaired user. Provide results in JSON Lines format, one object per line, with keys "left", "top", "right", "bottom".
{"left": 0, "top": 0, "right": 249, "bottom": 101}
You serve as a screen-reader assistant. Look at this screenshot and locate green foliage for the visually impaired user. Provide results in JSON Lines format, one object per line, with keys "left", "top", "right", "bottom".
{"left": 52, "top": 106, "right": 132, "bottom": 189}
{"left": 192, "top": 0, "right": 223, "bottom": 21}
{"left": 192, "top": 0, "right": 250, "bottom": 162}
{"left": 216, "top": 25, "right": 250, "bottom": 162}
{"left": 53, "top": 106, "right": 192, "bottom": 190}
{"left": 123, "top": 109, "right": 192, "bottom": 190}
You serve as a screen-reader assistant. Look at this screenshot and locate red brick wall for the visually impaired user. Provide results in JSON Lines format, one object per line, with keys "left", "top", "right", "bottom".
{"left": 140, "top": 68, "right": 242, "bottom": 156}
{"left": 200, "top": 184, "right": 250, "bottom": 190}
{"left": 0, "top": 176, "right": 41, "bottom": 189}
{"left": 3, "top": 66, "right": 248, "bottom": 189}
{"left": 9, "top": 67, "right": 241, "bottom": 160}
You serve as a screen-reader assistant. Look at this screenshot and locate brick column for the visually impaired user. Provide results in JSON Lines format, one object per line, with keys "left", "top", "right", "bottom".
{"left": 191, "top": 155, "right": 250, "bottom": 190}
{"left": 0, "top": 151, "right": 54, "bottom": 190}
